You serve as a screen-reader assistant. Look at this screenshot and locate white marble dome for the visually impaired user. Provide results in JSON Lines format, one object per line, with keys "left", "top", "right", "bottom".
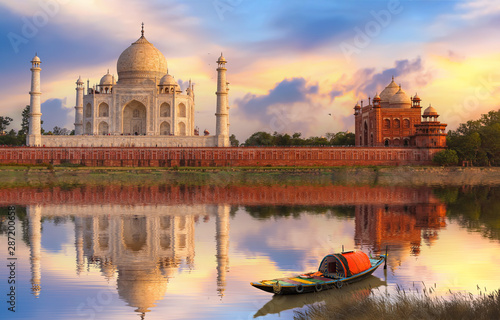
{"left": 389, "top": 86, "right": 411, "bottom": 108}
{"left": 159, "top": 73, "right": 177, "bottom": 86}
{"left": 100, "top": 72, "right": 114, "bottom": 86}
{"left": 117, "top": 34, "right": 168, "bottom": 83}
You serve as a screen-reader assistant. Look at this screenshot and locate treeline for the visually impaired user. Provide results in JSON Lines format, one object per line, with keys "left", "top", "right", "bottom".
{"left": 446, "top": 109, "right": 500, "bottom": 166}
{"left": 242, "top": 131, "right": 355, "bottom": 147}
{"left": 0, "top": 106, "right": 72, "bottom": 146}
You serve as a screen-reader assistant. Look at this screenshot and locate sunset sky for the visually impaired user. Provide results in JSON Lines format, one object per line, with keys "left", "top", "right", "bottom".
{"left": 1, "top": 0, "right": 499, "bottom": 140}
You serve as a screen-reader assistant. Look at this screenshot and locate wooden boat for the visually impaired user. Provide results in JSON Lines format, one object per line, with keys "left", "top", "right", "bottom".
{"left": 253, "top": 275, "right": 387, "bottom": 318}
{"left": 251, "top": 250, "right": 386, "bottom": 295}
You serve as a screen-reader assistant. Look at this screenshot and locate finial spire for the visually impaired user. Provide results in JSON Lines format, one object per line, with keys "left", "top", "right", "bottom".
{"left": 392, "top": 75, "right": 394, "bottom": 81}
{"left": 141, "top": 22, "right": 144, "bottom": 37}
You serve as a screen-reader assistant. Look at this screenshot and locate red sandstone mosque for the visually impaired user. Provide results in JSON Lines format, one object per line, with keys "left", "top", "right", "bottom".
{"left": 354, "top": 77, "right": 447, "bottom": 148}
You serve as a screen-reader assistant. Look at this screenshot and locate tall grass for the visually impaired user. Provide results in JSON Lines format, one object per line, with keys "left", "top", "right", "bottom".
{"left": 294, "top": 289, "right": 500, "bottom": 320}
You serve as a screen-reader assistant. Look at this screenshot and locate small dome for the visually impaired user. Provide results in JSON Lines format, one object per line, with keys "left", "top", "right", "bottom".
{"left": 389, "top": 86, "right": 411, "bottom": 108}
{"left": 354, "top": 101, "right": 361, "bottom": 108}
{"left": 76, "top": 76, "right": 84, "bottom": 85}
{"left": 159, "top": 73, "right": 177, "bottom": 86}
{"left": 379, "top": 77, "right": 399, "bottom": 102}
{"left": 217, "top": 52, "right": 226, "bottom": 63}
{"left": 100, "top": 71, "right": 113, "bottom": 86}
{"left": 413, "top": 92, "right": 421, "bottom": 101}
{"left": 32, "top": 55, "right": 41, "bottom": 62}
{"left": 373, "top": 92, "right": 381, "bottom": 101}
{"left": 423, "top": 105, "right": 438, "bottom": 116}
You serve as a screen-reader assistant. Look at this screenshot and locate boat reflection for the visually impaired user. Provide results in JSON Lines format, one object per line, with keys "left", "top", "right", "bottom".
{"left": 253, "top": 274, "right": 387, "bottom": 318}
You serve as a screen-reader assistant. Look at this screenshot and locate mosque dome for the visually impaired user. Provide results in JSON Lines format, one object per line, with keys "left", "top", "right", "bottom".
{"left": 423, "top": 105, "right": 438, "bottom": 116}
{"left": 389, "top": 86, "right": 411, "bottom": 108}
{"left": 100, "top": 71, "right": 114, "bottom": 86}
{"left": 117, "top": 26, "right": 168, "bottom": 83}
{"left": 32, "top": 55, "right": 41, "bottom": 63}
{"left": 379, "top": 77, "right": 399, "bottom": 103}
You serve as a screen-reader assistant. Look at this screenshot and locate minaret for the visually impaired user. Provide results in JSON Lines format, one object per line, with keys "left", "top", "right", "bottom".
{"left": 215, "top": 205, "right": 230, "bottom": 297}
{"left": 215, "top": 53, "right": 230, "bottom": 147}
{"left": 74, "top": 217, "right": 85, "bottom": 275}
{"left": 27, "top": 54, "right": 42, "bottom": 146}
{"left": 74, "top": 76, "right": 84, "bottom": 135}
{"left": 28, "top": 205, "right": 42, "bottom": 297}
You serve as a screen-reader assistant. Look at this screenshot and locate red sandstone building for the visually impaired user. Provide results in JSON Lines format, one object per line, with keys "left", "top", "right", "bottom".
{"left": 354, "top": 77, "right": 447, "bottom": 148}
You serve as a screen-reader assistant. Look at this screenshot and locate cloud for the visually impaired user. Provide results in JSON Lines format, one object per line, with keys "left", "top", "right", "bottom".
{"left": 234, "top": 77, "right": 318, "bottom": 124}
{"left": 41, "top": 98, "right": 72, "bottom": 131}
{"left": 329, "top": 56, "right": 431, "bottom": 101}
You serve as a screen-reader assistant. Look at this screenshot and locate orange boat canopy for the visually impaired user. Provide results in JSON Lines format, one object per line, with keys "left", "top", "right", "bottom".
{"left": 318, "top": 251, "right": 372, "bottom": 278}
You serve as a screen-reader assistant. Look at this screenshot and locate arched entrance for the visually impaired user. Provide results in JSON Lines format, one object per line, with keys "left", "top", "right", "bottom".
{"left": 122, "top": 100, "right": 147, "bottom": 135}
{"left": 98, "top": 121, "right": 109, "bottom": 135}
{"left": 160, "top": 121, "right": 171, "bottom": 135}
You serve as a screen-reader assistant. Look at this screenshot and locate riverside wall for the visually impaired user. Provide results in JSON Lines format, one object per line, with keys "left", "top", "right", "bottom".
{"left": 0, "top": 146, "right": 443, "bottom": 167}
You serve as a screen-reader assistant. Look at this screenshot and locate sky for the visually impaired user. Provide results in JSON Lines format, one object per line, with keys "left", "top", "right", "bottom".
{"left": 1, "top": 0, "right": 500, "bottom": 141}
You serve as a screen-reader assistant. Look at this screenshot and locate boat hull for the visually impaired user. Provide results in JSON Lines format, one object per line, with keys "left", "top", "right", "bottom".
{"left": 251, "top": 256, "right": 385, "bottom": 295}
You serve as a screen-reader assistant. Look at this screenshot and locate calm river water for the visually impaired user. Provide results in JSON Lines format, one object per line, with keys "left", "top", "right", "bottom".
{"left": 1, "top": 185, "right": 500, "bottom": 319}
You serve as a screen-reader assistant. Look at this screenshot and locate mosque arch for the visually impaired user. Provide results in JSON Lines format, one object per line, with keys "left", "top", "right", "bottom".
{"left": 363, "top": 121, "right": 368, "bottom": 147}
{"left": 98, "top": 121, "right": 109, "bottom": 135}
{"left": 178, "top": 122, "right": 186, "bottom": 136}
{"left": 160, "top": 121, "right": 171, "bottom": 135}
{"left": 403, "top": 119, "right": 410, "bottom": 129}
{"left": 85, "top": 103, "right": 92, "bottom": 118}
{"left": 160, "top": 102, "right": 171, "bottom": 117}
{"left": 177, "top": 103, "right": 186, "bottom": 117}
{"left": 394, "top": 119, "right": 400, "bottom": 129}
{"left": 383, "top": 119, "right": 390, "bottom": 129}
{"left": 98, "top": 103, "right": 109, "bottom": 117}
{"left": 85, "top": 121, "right": 92, "bottom": 134}
{"left": 122, "top": 100, "right": 147, "bottom": 135}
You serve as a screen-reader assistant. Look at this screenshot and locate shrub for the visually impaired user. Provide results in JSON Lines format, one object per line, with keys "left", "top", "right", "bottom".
{"left": 433, "top": 149, "right": 459, "bottom": 166}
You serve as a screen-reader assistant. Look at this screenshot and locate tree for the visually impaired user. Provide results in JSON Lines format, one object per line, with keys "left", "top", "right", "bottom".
{"left": 19, "top": 105, "right": 30, "bottom": 136}
{"left": 244, "top": 131, "right": 275, "bottom": 146}
{"left": 0, "top": 116, "right": 13, "bottom": 132}
{"left": 433, "top": 149, "right": 459, "bottom": 166}
{"left": 53, "top": 126, "right": 70, "bottom": 135}
{"left": 229, "top": 134, "right": 239, "bottom": 147}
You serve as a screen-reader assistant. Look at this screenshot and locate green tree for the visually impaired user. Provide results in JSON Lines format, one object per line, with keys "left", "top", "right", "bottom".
{"left": 0, "top": 116, "right": 13, "bottom": 132}
{"left": 19, "top": 105, "right": 30, "bottom": 136}
{"left": 229, "top": 134, "right": 239, "bottom": 147}
{"left": 433, "top": 149, "right": 459, "bottom": 166}
{"left": 53, "top": 126, "right": 70, "bottom": 135}
{"left": 244, "top": 131, "right": 275, "bottom": 146}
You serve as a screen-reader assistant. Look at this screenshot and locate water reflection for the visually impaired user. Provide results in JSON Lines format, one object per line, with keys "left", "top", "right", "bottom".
{"left": 1, "top": 185, "right": 500, "bottom": 319}
{"left": 24, "top": 203, "right": 230, "bottom": 317}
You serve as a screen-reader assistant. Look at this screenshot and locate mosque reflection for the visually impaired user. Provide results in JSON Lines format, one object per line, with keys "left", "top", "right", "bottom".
{"left": 15, "top": 185, "right": 449, "bottom": 316}
{"left": 26, "top": 204, "right": 230, "bottom": 317}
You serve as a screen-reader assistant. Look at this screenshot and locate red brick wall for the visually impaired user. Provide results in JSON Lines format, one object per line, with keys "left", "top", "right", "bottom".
{"left": 0, "top": 146, "right": 442, "bottom": 167}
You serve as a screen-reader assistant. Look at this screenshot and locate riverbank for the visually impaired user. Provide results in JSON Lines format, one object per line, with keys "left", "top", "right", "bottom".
{"left": 0, "top": 165, "right": 499, "bottom": 188}
{"left": 294, "top": 289, "right": 500, "bottom": 320}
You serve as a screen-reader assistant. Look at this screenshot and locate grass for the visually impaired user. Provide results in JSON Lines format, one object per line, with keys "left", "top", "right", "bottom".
{"left": 294, "top": 288, "right": 500, "bottom": 320}
{"left": 0, "top": 165, "right": 499, "bottom": 188}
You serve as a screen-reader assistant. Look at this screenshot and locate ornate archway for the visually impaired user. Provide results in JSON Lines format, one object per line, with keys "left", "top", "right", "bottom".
{"left": 122, "top": 100, "right": 147, "bottom": 135}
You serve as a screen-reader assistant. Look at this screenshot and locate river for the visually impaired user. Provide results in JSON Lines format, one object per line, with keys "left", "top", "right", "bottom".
{"left": 1, "top": 185, "right": 500, "bottom": 319}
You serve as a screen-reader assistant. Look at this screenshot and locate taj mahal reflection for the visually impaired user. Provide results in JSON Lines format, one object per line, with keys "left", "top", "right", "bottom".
{"left": 26, "top": 204, "right": 231, "bottom": 317}
{"left": 22, "top": 186, "right": 448, "bottom": 317}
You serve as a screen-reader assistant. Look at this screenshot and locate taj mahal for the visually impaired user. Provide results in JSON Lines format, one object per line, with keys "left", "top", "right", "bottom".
{"left": 27, "top": 24, "right": 230, "bottom": 147}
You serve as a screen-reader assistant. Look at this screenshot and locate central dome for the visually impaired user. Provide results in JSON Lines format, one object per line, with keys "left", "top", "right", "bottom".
{"left": 117, "top": 30, "right": 167, "bottom": 83}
